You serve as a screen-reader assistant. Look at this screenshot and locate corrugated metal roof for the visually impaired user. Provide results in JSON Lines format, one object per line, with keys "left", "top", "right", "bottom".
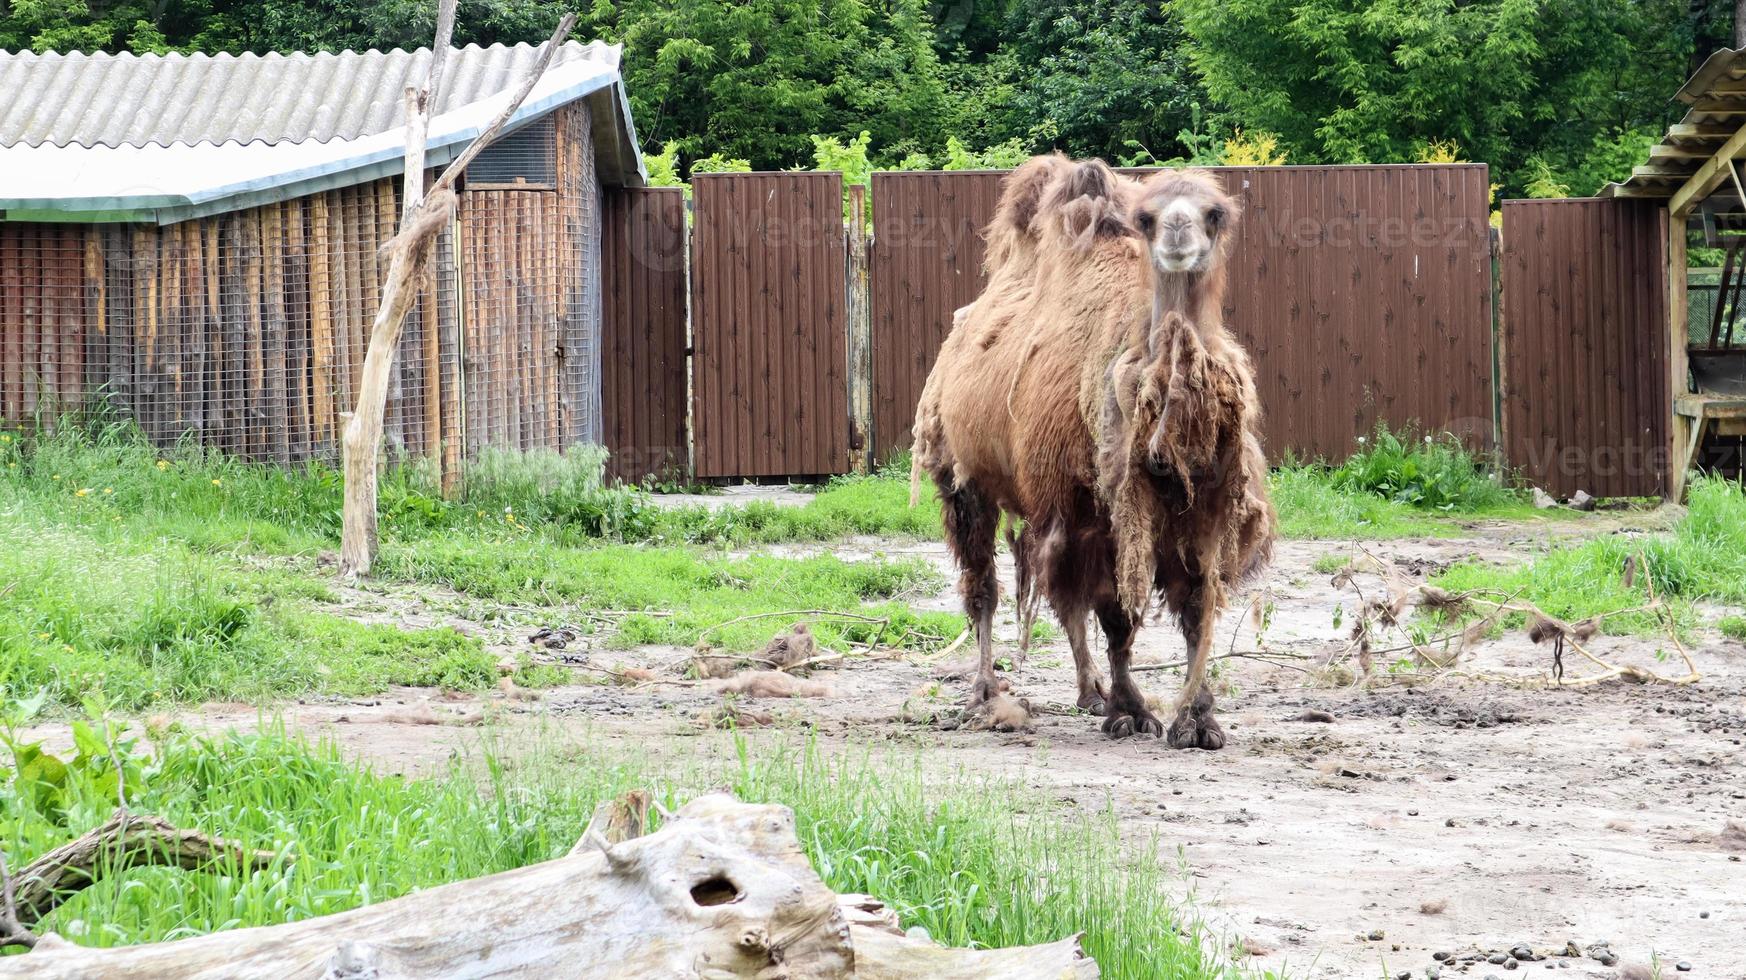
{"left": 0, "top": 47, "right": 646, "bottom": 221}
{"left": 1597, "top": 47, "right": 1746, "bottom": 200}
{"left": 0, "top": 41, "right": 612, "bottom": 149}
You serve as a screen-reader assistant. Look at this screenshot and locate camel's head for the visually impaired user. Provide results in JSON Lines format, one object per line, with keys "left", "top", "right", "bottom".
{"left": 1127, "top": 169, "right": 1238, "bottom": 275}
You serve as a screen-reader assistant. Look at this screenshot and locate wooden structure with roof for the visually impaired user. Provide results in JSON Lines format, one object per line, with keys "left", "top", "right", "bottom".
{"left": 1599, "top": 46, "right": 1746, "bottom": 496}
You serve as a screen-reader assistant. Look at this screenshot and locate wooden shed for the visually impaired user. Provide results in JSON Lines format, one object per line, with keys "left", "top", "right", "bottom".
{"left": 1599, "top": 46, "right": 1746, "bottom": 496}
{"left": 0, "top": 42, "right": 646, "bottom": 484}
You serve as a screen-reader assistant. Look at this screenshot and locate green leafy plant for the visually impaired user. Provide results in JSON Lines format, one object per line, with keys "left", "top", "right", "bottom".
{"left": 1331, "top": 424, "right": 1515, "bottom": 512}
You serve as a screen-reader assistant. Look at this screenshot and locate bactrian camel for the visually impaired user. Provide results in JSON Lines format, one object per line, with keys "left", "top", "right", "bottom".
{"left": 911, "top": 156, "right": 1275, "bottom": 748}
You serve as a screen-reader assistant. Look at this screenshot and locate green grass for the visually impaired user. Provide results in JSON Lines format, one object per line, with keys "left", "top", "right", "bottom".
{"left": 1431, "top": 476, "right": 1746, "bottom": 635}
{"left": 377, "top": 536, "right": 961, "bottom": 652}
{"left": 1, "top": 723, "right": 1262, "bottom": 979}
{"left": 0, "top": 424, "right": 964, "bottom": 707}
{"left": 1719, "top": 615, "right": 1746, "bottom": 641}
{"left": 654, "top": 473, "right": 942, "bottom": 545}
{"left": 1268, "top": 464, "right": 1546, "bottom": 540}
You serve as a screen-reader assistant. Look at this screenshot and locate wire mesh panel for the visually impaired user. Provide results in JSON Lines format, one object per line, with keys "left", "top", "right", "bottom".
{"left": 0, "top": 104, "right": 607, "bottom": 482}
{"left": 454, "top": 102, "right": 601, "bottom": 458}
{"left": 1, "top": 194, "right": 458, "bottom": 468}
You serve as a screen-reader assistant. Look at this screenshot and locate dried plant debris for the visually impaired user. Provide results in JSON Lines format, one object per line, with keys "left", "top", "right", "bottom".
{"left": 709, "top": 670, "right": 832, "bottom": 699}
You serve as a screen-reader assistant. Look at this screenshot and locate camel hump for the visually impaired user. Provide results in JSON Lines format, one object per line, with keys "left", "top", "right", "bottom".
{"left": 1038, "top": 158, "right": 1132, "bottom": 247}
{"left": 990, "top": 154, "right": 1072, "bottom": 242}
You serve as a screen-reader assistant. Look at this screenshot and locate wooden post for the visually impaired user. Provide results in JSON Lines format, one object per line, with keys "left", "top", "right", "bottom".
{"left": 1667, "top": 205, "right": 1691, "bottom": 499}
{"left": 337, "top": 3, "right": 576, "bottom": 578}
{"left": 845, "top": 183, "right": 873, "bottom": 473}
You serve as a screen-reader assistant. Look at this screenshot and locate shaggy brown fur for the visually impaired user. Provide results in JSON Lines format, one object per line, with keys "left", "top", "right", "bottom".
{"left": 911, "top": 158, "right": 1275, "bottom": 747}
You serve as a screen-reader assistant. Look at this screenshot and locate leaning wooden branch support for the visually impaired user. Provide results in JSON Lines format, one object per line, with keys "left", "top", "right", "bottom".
{"left": 337, "top": 5, "right": 577, "bottom": 578}
{"left": 2, "top": 794, "right": 1098, "bottom": 979}
{"left": 0, "top": 808, "right": 280, "bottom": 949}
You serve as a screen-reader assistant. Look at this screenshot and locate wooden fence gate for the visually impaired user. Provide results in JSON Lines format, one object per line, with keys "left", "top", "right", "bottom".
{"left": 601, "top": 186, "right": 689, "bottom": 483}
{"left": 689, "top": 172, "right": 851, "bottom": 478}
{"left": 1498, "top": 198, "right": 1670, "bottom": 497}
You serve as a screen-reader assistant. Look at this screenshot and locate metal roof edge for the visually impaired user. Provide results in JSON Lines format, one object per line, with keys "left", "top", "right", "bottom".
{"left": 1677, "top": 47, "right": 1746, "bottom": 105}
{"left": 0, "top": 56, "right": 639, "bottom": 222}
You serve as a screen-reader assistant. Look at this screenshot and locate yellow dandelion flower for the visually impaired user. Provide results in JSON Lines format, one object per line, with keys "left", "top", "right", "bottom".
{"left": 75, "top": 487, "right": 90, "bottom": 497}
{"left": 103, "top": 487, "right": 113, "bottom": 494}
{"left": 156, "top": 460, "right": 170, "bottom": 470}
{"left": 52, "top": 474, "right": 61, "bottom": 480}
{"left": 211, "top": 478, "right": 222, "bottom": 487}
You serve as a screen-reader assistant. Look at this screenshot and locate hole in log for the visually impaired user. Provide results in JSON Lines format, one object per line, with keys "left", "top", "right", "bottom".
{"left": 690, "top": 875, "right": 742, "bottom": 907}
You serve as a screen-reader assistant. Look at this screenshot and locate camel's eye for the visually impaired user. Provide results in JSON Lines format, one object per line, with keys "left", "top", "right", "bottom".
{"left": 1206, "top": 206, "right": 1226, "bottom": 231}
{"left": 1135, "top": 209, "right": 1156, "bottom": 234}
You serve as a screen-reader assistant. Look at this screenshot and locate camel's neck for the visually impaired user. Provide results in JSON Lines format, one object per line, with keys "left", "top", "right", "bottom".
{"left": 1148, "top": 270, "right": 1222, "bottom": 349}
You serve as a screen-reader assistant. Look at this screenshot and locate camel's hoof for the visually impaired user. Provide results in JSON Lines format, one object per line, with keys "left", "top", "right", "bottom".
{"left": 1167, "top": 709, "right": 1226, "bottom": 750}
{"left": 1102, "top": 707, "right": 1164, "bottom": 739}
{"left": 1078, "top": 680, "right": 1110, "bottom": 716}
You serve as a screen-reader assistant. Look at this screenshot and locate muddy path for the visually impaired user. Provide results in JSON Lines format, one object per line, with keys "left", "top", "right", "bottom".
{"left": 41, "top": 511, "right": 1745, "bottom": 978}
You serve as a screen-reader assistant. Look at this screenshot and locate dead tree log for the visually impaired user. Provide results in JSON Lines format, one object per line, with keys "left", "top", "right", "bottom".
{"left": 0, "top": 794, "right": 1099, "bottom": 979}
{"left": 0, "top": 809, "right": 283, "bottom": 951}
{"left": 337, "top": 1, "right": 576, "bottom": 578}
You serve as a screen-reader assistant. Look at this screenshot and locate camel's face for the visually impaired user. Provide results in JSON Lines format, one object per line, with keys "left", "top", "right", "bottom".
{"left": 1128, "top": 173, "right": 1236, "bottom": 275}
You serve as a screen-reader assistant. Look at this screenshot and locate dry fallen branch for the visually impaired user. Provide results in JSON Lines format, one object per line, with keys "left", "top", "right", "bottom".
{"left": 4, "top": 809, "right": 280, "bottom": 941}
{"left": 3, "top": 794, "right": 1098, "bottom": 979}
{"left": 0, "top": 849, "right": 35, "bottom": 950}
{"left": 1324, "top": 548, "right": 1700, "bottom": 689}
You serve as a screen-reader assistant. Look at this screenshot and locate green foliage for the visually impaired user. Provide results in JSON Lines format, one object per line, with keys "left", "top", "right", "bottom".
{"left": 685, "top": 153, "right": 753, "bottom": 175}
{"left": 1331, "top": 425, "right": 1516, "bottom": 511}
{"left": 591, "top": 0, "right": 947, "bottom": 171}
{"left": 644, "top": 141, "right": 687, "bottom": 188}
{"left": 1522, "top": 157, "right": 1571, "bottom": 199}
{"left": 1218, "top": 129, "right": 1287, "bottom": 166}
{"left": 6, "top": 0, "right": 1726, "bottom": 192}
{"left": 996, "top": 0, "right": 1205, "bottom": 163}
{"left": 940, "top": 135, "right": 1032, "bottom": 171}
{"left": 1433, "top": 476, "right": 1746, "bottom": 635}
{"left": 1177, "top": 0, "right": 1706, "bottom": 197}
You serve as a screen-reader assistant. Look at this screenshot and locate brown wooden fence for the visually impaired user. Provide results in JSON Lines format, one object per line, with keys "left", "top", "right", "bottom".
{"left": 689, "top": 171, "right": 850, "bottom": 478}
{"left": 868, "top": 165, "right": 1498, "bottom": 464}
{"left": 869, "top": 170, "right": 1006, "bottom": 461}
{"left": 1499, "top": 198, "right": 1669, "bottom": 497}
{"left": 601, "top": 186, "right": 689, "bottom": 482}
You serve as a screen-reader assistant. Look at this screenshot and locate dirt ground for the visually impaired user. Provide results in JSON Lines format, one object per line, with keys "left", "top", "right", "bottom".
{"left": 45, "top": 509, "right": 1746, "bottom": 979}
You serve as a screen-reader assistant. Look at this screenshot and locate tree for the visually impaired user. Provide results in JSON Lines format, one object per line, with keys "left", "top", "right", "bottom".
{"left": 1178, "top": 0, "right": 1698, "bottom": 195}
{"left": 1003, "top": 0, "right": 1206, "bottom": 162}
{"left": 585, "top": 0, "right": 949, "bottom": 170}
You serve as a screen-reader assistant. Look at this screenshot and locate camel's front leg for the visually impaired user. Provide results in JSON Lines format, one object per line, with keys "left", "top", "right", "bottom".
{"left": 1095, "top": 601, "right": 1163, "bottom": 738}
{"left": 1167, "top": 578, "right": 1225, "bottom": 750}
{"left": 1060, "top": 610, "right": 1108, "bottom": 715}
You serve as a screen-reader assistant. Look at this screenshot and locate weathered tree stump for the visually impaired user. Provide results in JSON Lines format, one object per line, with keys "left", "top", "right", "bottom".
{"left": 2, "top": 794, "right": 1099, "bottom": 978}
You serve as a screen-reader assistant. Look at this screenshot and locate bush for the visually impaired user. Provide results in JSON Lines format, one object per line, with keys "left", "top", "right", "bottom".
{"left": 1331, "top": 424, "right": 1514, "bottom": 511}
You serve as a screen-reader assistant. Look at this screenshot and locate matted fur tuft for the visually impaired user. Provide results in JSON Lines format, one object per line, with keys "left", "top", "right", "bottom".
{"left": 984, "top": 153, "right": 1073, "bottom": 275}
